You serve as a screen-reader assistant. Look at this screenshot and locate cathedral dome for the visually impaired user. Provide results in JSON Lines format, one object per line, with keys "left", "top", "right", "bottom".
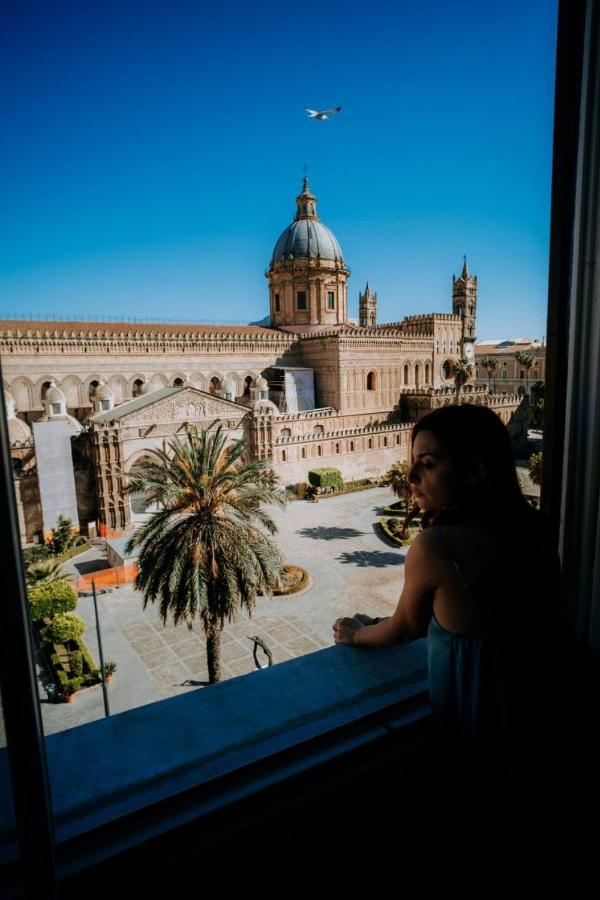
{"left": 46, "top": 382, "right": 66, "bottom": 404}
{"left": 93, "top": 380, "right": 113, "bottom": 401}
{"left": 271, "top": 178, "right": 344, "bottom": 264}
{"left": 4, "top": 389, "right": 32, "bottom": 445}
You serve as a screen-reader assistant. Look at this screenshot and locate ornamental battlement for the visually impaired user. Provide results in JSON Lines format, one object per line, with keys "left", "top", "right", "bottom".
{"left": 402, "top": 384, "right": 489, "bottom": 397}
{"left": 273, "top": 407, "right": 337, "bottom": 421}
{"left": 0, "top": 321, "right": 297, "bottom": 348}
{"left": 272, "top": 421, "right": 411, "bottom": 444}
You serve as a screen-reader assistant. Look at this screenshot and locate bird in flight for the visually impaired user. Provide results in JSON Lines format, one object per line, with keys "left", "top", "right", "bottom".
{"left": 305, "top": 106, "right": 342, "bottom": 120}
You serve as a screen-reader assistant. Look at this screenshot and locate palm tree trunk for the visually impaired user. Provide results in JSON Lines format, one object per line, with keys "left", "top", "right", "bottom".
{"left": 205, "top": 615, "right": 222, "bottom": 684}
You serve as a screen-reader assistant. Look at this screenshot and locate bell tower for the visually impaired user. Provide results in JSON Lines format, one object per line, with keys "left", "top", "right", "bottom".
{"left": 359, "top": 282, "right": 377, "bottom": 327}
{"left": 452, "top": 256, "right": 477, "bottom": 361}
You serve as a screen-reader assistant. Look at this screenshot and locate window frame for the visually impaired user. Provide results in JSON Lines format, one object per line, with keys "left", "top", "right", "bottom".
{"left": 0, "top": 2, "right": 594, "bottom": 892}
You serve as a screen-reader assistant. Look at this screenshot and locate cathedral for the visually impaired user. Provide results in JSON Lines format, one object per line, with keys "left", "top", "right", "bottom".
{"left": 0, "top": 178, "right": 523, "bottom": 542}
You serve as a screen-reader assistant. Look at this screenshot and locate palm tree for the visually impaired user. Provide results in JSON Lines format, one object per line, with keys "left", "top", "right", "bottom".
{"left": 26, "top": 559, "right": 69, "bottom": 588}
{"left": 381, "top": 461, "right": 412, "bottom": 512}
{"left": 528, "top": 451, "right": 542, "bottom": 486}
{"left": 514, "top": 351, "right": 535, "bottom": 399}
{"left": 125, "top": 424, "right": 289, "bottom": 684}
{"left": 479, "top": 355, "right": 498, "bottom": 393}
{"left": 450, "top": 357, "right": 473, "bottom": 402}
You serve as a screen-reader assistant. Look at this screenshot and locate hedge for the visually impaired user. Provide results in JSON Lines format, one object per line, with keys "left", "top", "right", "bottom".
{"left": 308, "top": 468, "right": 343, "bottom": 490}
{"left": 378, "top": 519, "right": 420, "bottom": 547}
{"left": 44, "top": 612, "right": 86, "bottom": 644}
{"left": 29, "top": 580, "right": 77, "bottom": 621}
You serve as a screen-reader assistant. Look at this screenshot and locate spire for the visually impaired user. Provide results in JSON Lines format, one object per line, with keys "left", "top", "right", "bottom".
{"left": 461, "top": 255, "right": 469, "bottom": 279}
{"left": 365, "top": 281, "right": 370, "bottom": 294}
{"left": 295, "top": 177, "right": 318, "bottom": 220}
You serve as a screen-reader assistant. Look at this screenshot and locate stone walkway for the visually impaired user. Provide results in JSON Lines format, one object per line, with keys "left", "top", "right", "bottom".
{"left": 32, "top": 486, "right": 407, "bottom": 735}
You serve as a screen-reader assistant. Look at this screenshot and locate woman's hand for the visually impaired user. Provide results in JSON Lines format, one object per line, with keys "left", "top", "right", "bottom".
{"left": 333, "top": 616, "right": 364, "bottom": 645}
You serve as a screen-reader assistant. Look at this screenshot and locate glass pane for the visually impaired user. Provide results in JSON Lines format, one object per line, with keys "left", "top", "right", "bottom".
{"left": 0, "top": 0, "right": 561, "bottom": 854}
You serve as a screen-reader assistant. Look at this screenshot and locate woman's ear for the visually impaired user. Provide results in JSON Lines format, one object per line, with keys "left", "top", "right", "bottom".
{"left": 466, "top": 458, "right": 487, "bottom": 485}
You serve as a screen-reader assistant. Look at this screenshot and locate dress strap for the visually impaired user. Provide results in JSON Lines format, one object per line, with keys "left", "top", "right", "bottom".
{"left": 433, "top": 524, "right": 471, "bottom": 592}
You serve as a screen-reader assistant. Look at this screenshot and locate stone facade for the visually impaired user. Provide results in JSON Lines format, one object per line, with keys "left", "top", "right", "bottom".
{"left": 0, "top": 178, "right": 523, "bottom": 541}
{"left": 474, "top": 339, "right": 546, "bottom": 395}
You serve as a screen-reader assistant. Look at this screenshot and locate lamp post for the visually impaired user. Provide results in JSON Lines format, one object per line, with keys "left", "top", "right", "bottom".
{"left": 91, "top": 578, "right": 110, "bottom": 717}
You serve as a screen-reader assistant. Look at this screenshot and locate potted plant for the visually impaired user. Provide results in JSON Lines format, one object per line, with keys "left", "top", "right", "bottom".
{"left": 102, "top": 660, "right": 117, "bottom": 683}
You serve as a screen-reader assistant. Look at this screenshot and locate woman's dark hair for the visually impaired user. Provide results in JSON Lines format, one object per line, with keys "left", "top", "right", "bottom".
{"left": 411, "top": 404, "right": 536, "bottom": 527}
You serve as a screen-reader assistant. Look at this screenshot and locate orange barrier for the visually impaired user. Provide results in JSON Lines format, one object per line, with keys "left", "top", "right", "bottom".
{"left": 74, "top": 562, "right": 138, "bottom": 592}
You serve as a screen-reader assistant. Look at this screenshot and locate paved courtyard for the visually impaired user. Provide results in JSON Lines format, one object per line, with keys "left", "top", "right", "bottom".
{"left": 36, "top": 486, "right": 408, "bottom": 735}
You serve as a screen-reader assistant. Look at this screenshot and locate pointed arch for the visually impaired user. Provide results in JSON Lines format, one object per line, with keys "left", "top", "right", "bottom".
{"left": 62, "top": 375, "right": 83, "bottom": 408}
{"left": 108, "top": 375, "right": 127, "bottom": 404}
{"left": 10, "top": 377, "right": 34, "bottom": 411}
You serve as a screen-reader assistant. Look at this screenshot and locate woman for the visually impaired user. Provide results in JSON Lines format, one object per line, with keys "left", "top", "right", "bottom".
{"left": 333, "top": 404, "right": 586, "bottom": 802}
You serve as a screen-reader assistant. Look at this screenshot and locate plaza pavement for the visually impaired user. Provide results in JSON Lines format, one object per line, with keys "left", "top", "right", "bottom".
{"left": 36, "top": 486, "right": 408, "bottom": 736}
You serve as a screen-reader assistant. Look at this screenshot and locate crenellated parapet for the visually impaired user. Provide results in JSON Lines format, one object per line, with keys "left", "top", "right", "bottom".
{"left": 0, "top": 321, "right": 297, "bottom": 356}
{"left": 272, "top": 421, "right": 412, "bottom": 445}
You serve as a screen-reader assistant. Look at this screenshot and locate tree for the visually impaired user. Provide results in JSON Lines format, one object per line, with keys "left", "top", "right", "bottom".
{"left": 125, "top": 424, "right": 289, "bottom": 684}
{"left": 450, "top": 358, "right": 473, "bottom": 402}
{"left": 530, "top": 380, "right": 544, "bottom": 427}
{"left": 47, "top": 515, "right": 77, "bottom": 556}
{"left": 26, "top": 559, "right": 69, "bottom": 588}
{"left": 479, "top": 355, "right": 498, "bottom": 393}
{"left": 28, "top": 579, "right": 78, "bottom": 621}
{"left": 381, "top": 461, "right": 412, "bottom": 511}
{"left": 514, "top": 351, "right": 535, "bottom": 399}
{"left": 529, "top": 451, "right": 543, "bottom": 486}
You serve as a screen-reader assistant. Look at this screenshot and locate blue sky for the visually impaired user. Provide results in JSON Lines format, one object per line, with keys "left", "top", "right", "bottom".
{"left": 0, "top": 0, "right": 557, "bottom": 340}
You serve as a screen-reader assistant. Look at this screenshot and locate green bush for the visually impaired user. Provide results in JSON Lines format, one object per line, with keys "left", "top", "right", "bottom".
{"left": 308, "top": 468, "right": 343, "bottom": 490}
{"left": 68, "top": 648, "right": 83, "bottom": 676}
{"left": 23, "top": 545, "right": 52, "bottom": 566}
{"left": 29, "top": 580, "right": 77, "bottom": 621}
{"left": 44, "top": 613, "right": 86, "bottom": 644}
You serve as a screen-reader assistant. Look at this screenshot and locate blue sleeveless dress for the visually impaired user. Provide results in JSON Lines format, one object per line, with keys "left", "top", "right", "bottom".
{"left": 427, "top": 525, "right": 516, "bottom": 783}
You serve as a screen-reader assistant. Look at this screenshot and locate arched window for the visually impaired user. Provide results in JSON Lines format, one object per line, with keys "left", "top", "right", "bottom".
{"left": 403, "top": 365, "right": 409, "bottom": 385}
{"left": 243, "top": 376, "right": 252, "bottom": 396}
{"left": 173, "top": 377, "right": 184, "bottom": 387}
{"left": 281, "top": 428, "right": 291, "bottom": 438}
{"left": 367, "top": 371, "right": 376, "bottom": 391}
{"left": 425, "top": 363, "right": 430, "bottom": 384}
{"left": 40, "top": 381, "right": 52, "bottom": 403}
{"left": 317, "top": 445, "right": 322, "bottom": 457}
{"left": 87, "top": 380, "right": 100, "bottom": 403}
{"left": 314, "top": 424, "right": 324, "bottom": 435}
{"left": 396, "top": 434, "right": 400, "bottom": 445}
{"left": 415, "top": 365, "right": 420, "bottom": 388}
{"left": 132, "top": 379, "right": 144, "bottom": 398}
{"left": 383, "top": 436, "right": 387, "bottom": 447}
{"left": 209, "top": 377, "right": 221, "bottom": 396}
{"left": 335, "top": 443, "right": 340, "bottom": 453}
{"left": 301, "top": 447, "right": 306, "bottom": 459}
{"left": 282, "top": 450, "right": 287, "bottom": 462}
{"left": 368, "top": 438, "right": 372, "bottom": 449}
{"left": 442, "top": 361, "right": 453, "bottom": 380}
{"left": 350, "top": 441, "right": 354, "bottom": 451}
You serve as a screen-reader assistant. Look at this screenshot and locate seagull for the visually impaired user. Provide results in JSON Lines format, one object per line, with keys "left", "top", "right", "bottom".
{"left": 305, "top": 106, "right": 342, "bottom": 120}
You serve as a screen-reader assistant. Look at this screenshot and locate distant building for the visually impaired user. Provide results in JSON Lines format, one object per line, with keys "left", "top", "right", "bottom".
{"left": 1, "top": 178, "right": 524, "bottom": 542}
{"left": 475, "top": 339, "right": 546, "bottom": 396}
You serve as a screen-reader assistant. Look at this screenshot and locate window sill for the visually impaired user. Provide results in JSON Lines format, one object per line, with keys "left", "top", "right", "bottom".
{"left": 0, "top": 640, "right": 430, "bottom": 877}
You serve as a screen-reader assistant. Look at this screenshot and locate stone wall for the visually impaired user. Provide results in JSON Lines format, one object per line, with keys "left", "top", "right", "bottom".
{"left": 272, "top": 439, "right": 411, "bottom": 487}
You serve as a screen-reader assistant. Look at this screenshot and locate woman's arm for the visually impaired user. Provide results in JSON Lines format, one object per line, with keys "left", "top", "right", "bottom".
{"left": 333, "top": 532, "right": 438, "bottom": 647}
